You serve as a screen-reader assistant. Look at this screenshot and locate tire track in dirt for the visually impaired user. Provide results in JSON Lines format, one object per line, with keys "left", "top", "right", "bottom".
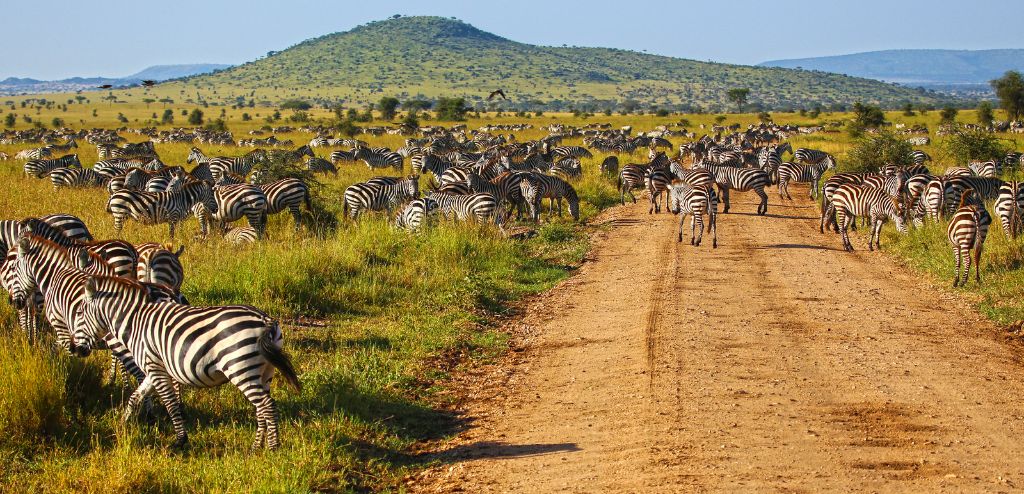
{"left": 415, "top": 188, "right": 1024, "bottom": 493}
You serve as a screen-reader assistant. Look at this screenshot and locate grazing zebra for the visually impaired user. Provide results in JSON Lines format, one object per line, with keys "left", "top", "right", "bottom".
{"left": 520, "top": 173, "right": 579, "bottom": 222}
{"left": 15, "top": 147, "right": 53, "bottom": 160}
{"left": 94, "top": 157, "right": 152, "bottom": 180}
{"left": 24, "top": 154, "right": 81, "bottom": 178}
{"left": 777, "top": 154, "right": 835, "bottom": 199}
{"left": 394, "top": 198, "right": 439, "bottom": 232}
{"left": 354, "top": 147, "right": 403, "bottom": 171}
{"left": 466, "top": 172, "right": 522, "bottom": 217}
{"left": 343, "top": 176, "right": 420, "bottom": 219}
{"left": 600, "top": 156, "right": 619, "bottom": 176}
{"left": 18, "top": 218, "right": 137, "bottom": 278}
{"left": 995, "top": 181, "right": 1024, "bottom": 239}
{"left": 968, "top": 160, "right": 998, "bottom": 178}
{"left": 329, "top": 149, "right": 357, "bottom": 164}
{"left": 668, "top": 183, "right": 718, "bottom": 247}
{"left": 948, "top": 190, "right": 991, "bottom": 287}
{"left": 224, "top": 226, "right": 258, "bottom": 245}
{"left": 107, "top": 181, "right": 218, "bottom": 238}
{"left": 50, "top": 167, "right": 105, "bottom": 189}
{"left": 618, "top": 163, "right": 651, "bottom": 204}
{"left": 305, "top": 156, "right": 337, "bottom": 176}
{"left": 208, "top": 149, "right": 267, "bottom": 183}
{"left": 793, "top": 148, "right": 831, "bottom": 165}
{"left": 203, "top": 184, "right": 269, "bottom": 238}
{"left": 920, "top": 177, "right": 954, "bottom": 223}
{"left": 831, "top": 184, "right": 908, "bottom": 252}
{"left": 73, "top": 275, "right": 301, "bottom": 450}
{"left": 947, "top": 176, "right": 1003, "bottom": 207}
{"left": 135, "top": 243, "right": 185, "bottom": 293}
{"left": 1, "top": 247, "right": 42, "bottom": 342}
{"left": 881, "top": 163, "right": 930, "bottom": 177}
{"left": 911, "top": 150, "right": 932, "bottom": 165}
{"left": 428, "top": 192, "right": 502, "bottom": 225}
{"left": 259, "top": 178, "right": 312, "bottom": 231}
{"left": 693, "top": 162, "right": 770, "bottom": 215}
{"left": 551, "top": 146, "right": 593, "bottom": 160}
{"left": 944, "top": 167, "right": 974, "bottom": 178}
{"left": 645, "top": 168, "right": 673, "bottom": 214}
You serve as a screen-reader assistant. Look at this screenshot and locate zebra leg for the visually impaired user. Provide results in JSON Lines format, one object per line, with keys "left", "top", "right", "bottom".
{"left": 952, "top": 247, "right": 961, "bottom": 287}
{"left": 720, "top": 186, "right": 731, "bottom": 213}
{"left": 693, "top": 215, "right": 703, "bottom": 246}
{"left": 778, "top": 178, "right": 787, "bottom": 199}
{"left": 974, "top": 243, "right": 983, "bottom": 284}
{"left": 290, "top": 205, "right": 302, "bottom": 231}
{"left": 123, "top": 375, "right": 155, "bottom": 423}
{"left": 148, "top": 366, "right": 188, "bottom": 449}
{"left": 962, "top": 248, "right": 972, "bottom": 287}
{"left": 755, "top": 187, "right": 768, "bottom": 215}
{"left": 677, "top": 213, "right": 685, "bottom": 242}
{"left": 839, "top": 212, "right": 854, "bottom": 252}
{"left": 710, "top": 213, "right": 717, "bottom": 248}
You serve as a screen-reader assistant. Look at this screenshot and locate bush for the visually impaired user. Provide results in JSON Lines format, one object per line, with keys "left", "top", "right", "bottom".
{"left": 848, "top": 102, "right": 886, "bottom": 137}
{"left": 51, "top": 117, "right": 64, "bottom": 128}
{"left": 977, "top": 101, "right": 995, "bottom": 127}
{"left": 941, "top": 127, "right": 1011, "bottom": 164}
{"left": 334, "top": 118, "right": 360, "bottom": 138}
{"left": 188, "top": 109, "right": 204, "bottom": 125}
{"left": 280, "top": 99, "right": 312, "bottom": 111}
{"left": 160, "top": 109, "right": 173, "bottom": 124}
{"left": 203, "top": 118, "right": 228, "bottom": 131}
{"left": 3, "top": 113, "right": 15, "bottom": 127}
{"left": 378, "top": 97, "right": 400, "bottom": 121}
{"left": 939, "top": 106, "right": 959, "bottom": 125}
{"left": 435, "top": 97, "right": 468, "bottom": 121}
{"left": 844, "top": 130, "right": 914, "bottom": 172}
{"left": 288, "top": 111, "right": 310, "bottom": 123}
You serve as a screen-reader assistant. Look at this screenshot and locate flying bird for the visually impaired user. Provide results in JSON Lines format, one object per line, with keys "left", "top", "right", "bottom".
{"left": 141, "top": 80, "right": 156, "bottom": 87}
{"left": 97, "top": 84, "right": 113, "bottom": 89}
{"left": 487, "top": 89, "right": 507, "bottom": 101}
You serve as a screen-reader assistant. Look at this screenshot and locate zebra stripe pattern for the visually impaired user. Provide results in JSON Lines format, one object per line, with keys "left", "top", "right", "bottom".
{"left": 668, "top": 183, "right": 718, "bottom": 247}
{"left": 947, "top": 191, "right": 991, "bottom": 287}
{"left": 777, "top": 155, "right": 834, "bottom": 199}
{"left": 394, "top": 198, "right": 439, "bottom": 232}
{"left": 24, "top": 154, "right": 81, "bottom": 178}
{"left": 995, "top": 181, "right": 1024, "bottom": 239}
{"left": 520, "top": 173, "right": 579, "bottom": 222}
{"left": 831, "top": 184, "right": 907, "bottom": 251}
{"left": 693, "top": 162, "right": 770, "bottom": 215}
{"left": 107, "top": 181, "right": 218, "bottom": 238}
{"left": 50, "top": 167, "right": 105, "bottom": 189}
{"left": 135, "top": 243, "right": 185, "bottom": 293}
{"left": 428, "top": 192, "right": 502, "bottom": 225}
{"left": 260, "top": 178, "right": 312, "bottom": 231}
{"left": 354, "top": 147, "right": 403, "bottom": 171}
{"left": 343, "top": 176, "right": 420, "bottom": 219}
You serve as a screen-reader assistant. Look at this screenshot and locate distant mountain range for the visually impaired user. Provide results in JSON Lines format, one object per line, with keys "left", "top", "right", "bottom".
{"left": 0, "top": 64, "right": 231, "bottom": 95}
{"left": 759, "top": 49, "right": 1024, "bottom": 96}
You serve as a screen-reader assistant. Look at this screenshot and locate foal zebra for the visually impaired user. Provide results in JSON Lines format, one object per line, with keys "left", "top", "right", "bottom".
{"left": 668, "top": 183, "right": 718, "bottom": 247}
{"left": 948, "top": 190, "right": 991, "bottom": 287}
{"left": 73, "top": 275, "right": 301, "bottom": 450}
{"left": 343, "top": 176, "right": 419, "bottom": 219}
{"left": 831, "top": 184, "right": 908, "bottom": 251}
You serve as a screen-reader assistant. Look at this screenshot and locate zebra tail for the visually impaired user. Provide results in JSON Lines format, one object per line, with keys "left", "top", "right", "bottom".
{"left": 258, "top": 329, "right": 302, "bottom": 394}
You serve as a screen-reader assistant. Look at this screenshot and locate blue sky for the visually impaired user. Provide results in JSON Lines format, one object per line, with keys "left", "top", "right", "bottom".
{"left": 6, "top": 0, "right": 1023, "bottom": 79}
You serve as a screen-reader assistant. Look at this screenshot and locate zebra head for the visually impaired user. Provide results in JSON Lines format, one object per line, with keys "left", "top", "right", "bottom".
{"left": 890, "top": 195, "right": 909, "bottom": 234}
{"left": 823, "top": 154, "right": 837, "bottom": 170}
{"left": 404, "top": 175, "right": 421, "bottom": 200}
{"left": 187, "top": 147, "right": 204, "bottom": 164}
{"left": 190, "top": 181, "right": 219, "bottom": 216}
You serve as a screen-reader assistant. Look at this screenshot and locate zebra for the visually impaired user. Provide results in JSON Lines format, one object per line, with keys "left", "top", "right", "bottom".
{"left": 202, "top": 184, "right": 269, "bottom": 238}
{"left": 466, "top": 172, "right": 523, "bottom": 219}
{"left": 793, "top": 148, "right": 831, "bottom": 165}
{"left": 2, "top": 247, "right": 43, "bottom": 342}
{"left": 995, "top": 181, "right": 1024, "bottom": 239}
{"left": 668, "top": 183, "right": 718, "bottom": 247}
{"left": 919, "top": 177, "right": 954, "bottom": 223}
{"left": 305, "top": 156, "right": 337, "bottom": 176}
{"left": 757, "top": 146, "right": 783, "bottom": 184}
{"left": 19, "top": 218, "right": 138, "bottom": 279}
{"left": 24, "top": 154, "right": 81, "bottom": 178}
{"left": 550, "top": 145, "right": 593, "bottom": 160}
{"left": 224, "top": 226, "right": 259, "bottom": 245}
{"left": 520, "top": 173, "right": 579, "bottom": 222}
{"left": 910, "top": 150, "right": 932, "bottom": 165}
{"left": 48, "top": 140, "right": 78, "bottom": 153}
{"left": 343, "top": 176, "right": 420, "bottom": 219}
{"left": 394, "top": 198, "right": 440, "bottom": 232}
{"left": 831, "top": 184, "right": 908, "bottom": 252}
{"left": 1, "top": 214, "right": 93, "bottom": 255}
{"left": 50, "top": 167, "right": 105, "bottom": 189}
{"left": 329, "top": 149, "right": 357, "bottom": 164}
{"left": 645, "top": 168, "right": 673, "bottom": 214}
{"left": 72, "top": 275, "right": 301, "bottom": 450}
{"left": 881, "top": 163, "right": 930, "bottom": 177}
{"left": 946, "top": 176, "right": 1003, "bottom": 207}
{"left": 15, "top": 147, "right": 53, "bottom": 160}
{"left": 259, "top": 178, "right": 312, "bottom": 231}
{"left": 94, "top": 157, "right": 152, "bottom": 180}
{"left": 208, "top": 149, "right": 267, "bottom": 183}
{"left": 948, "top": 190, "right": 991, "bottom": 287}
{"left": 777, "top": 154, "right": 835, "bottom": 199}
{"left": 693, "top": 162, "right": 770, "bottom": 215}
{"left": 354, "top": 147, "right": 403, "bottom": 171}
{"left": 600, "top": 156, "right": 619, "bottom": 177}
{"left": 944, "top": 167, "right": 974, "bottom": 177}
{"left": 107, "top": 181, "right": 218, "bottom": 238}
{"left": 135, "top": 243, "right": 185, "bottom": 293}
{"left": 618, "top": 163, "right": 651, "bottom": 204}
{"left": 968, "top": 160, "right": 998, "bottom": 178}
{"left": 428, "top": 192, "right": 502, "bottom": 225}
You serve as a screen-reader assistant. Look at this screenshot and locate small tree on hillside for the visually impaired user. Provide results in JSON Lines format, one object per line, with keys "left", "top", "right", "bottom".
{"left": 161, "top": 109, "right": 174, "bottom": 124}
{"left": 726, "top": 88, "right": 750, "bottom": 112}
{"left": 991, "top": 70, "right": 1024, "bottom": 121}
{"left": 378, "top": 97, "right": 400, "bottom": 120}
{"left": 4, "top": 113, "right": 16, "bottom": 128}
{"left": 848, "top": 102, "right": 885, "bottom": 137}
{"left": 902, "top": 103, "right": 915, "bottom": 116}
{"left": 280, "top": 99, "right": 312, "bottom": 111}
{"left": 977, "top": 101, "right": 995, "bottom": 127}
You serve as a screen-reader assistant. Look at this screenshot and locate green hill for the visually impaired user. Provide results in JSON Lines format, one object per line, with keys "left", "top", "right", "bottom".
{"left": 159, "top": 16, "right": 953, "bottom": 111}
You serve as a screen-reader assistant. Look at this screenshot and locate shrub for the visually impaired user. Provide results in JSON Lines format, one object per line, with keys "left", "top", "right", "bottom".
{"left": 435, "top": 97, "right": 468, "bottom": 121}
{"left": 844, "top": 130, "right": 914, "bottom": 172}
{"left": 203, "top": 118, "right": 228, "bottom": 131}
{"left": 3, "top": 113, "right": 14, "bottom": 127}
{"left": 288, "top": 110, "right": 310, "bottom": 123}
{"left": 280, "top": 99, "right": 312, "bottom": 111}
{"left": 939, "top": 106, "right": 959, "bottom": 125}
{"left": 188, "top": 109, "right": 204, "bottom": 125}
{"left": 160, "top": 109, "right": 173, "bottom": 124}
{"left": 941, "top": 127, "right": 1011, "bottom": 164}
{"left": 378, "top": 97, "right": 400, "bottom": 120}
{"left": 977, "top": 101, "right": 995, "bottom": 127}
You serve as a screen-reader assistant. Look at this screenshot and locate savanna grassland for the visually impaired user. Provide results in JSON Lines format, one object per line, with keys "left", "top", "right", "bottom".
{"left": 0, "top": 95, "right": 1023, "bottom": 493}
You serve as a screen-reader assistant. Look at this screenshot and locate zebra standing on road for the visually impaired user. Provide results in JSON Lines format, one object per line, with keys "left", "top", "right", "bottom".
{"left": 777, "top": 154, "right": 835, "bottom": 200}
{"left": 757, "top": 145, "right": 784, "bottom": 184}
{"left": 793, "top": 148, "right": 831, "bottom": 165}
{"left": 693, "top": 162, "right": 770, "bottom": 215}
{"left": 668, "top": 183, "right": 718, "bottom": 247}
{"left": 343, "top": 175, "right": 419, "bottom": 219}
{"left": 520, "top": 173, "right": 580, "bottom": 222}
{"left": 72, "top": 275, "right": 301, "bottom": 450}
{"left": 645, "top": 168, "right": 673, "bottom": 214}
{"left": 831, "top": 184, "right": 908, "bottom": 251}
{"left": 948, "top": 190, "right": 991, "bottom": 287}
{"left": 24, "top": 154, "right": 80, "bottom": 178}
{"left": 107, "top": 181, "right": 218, "bottom": 238}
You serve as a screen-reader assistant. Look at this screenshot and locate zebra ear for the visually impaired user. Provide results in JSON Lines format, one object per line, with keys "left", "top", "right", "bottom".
{"left": 75, "top": 249, "right": 93, "bottom": 270}
{"left": 84, "top": 277, "right": 99, "bottom": 300}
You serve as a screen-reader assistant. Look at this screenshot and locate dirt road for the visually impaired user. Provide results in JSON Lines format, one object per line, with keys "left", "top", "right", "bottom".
{"left": 418, "top": 189, "right": 1024, "bottom": 493}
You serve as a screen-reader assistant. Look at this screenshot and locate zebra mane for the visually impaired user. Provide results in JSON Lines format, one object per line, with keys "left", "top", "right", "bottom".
{"left": 84, "top": 274, "right": 148, "bottom": 301}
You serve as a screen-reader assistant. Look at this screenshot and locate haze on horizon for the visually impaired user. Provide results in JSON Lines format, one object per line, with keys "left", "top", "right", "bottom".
{"left": 6, "top": 0, "right": 1023, "bottom": 80}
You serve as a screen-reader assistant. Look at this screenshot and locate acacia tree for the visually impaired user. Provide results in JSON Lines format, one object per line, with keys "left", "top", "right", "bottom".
{"left": 378, "top": 97, "right": 400, "bottom": 120}
{"left": 726, "top": 88, "right": 750, "bottom": 112}
{"left": 991, "top": 70, "right": 1024, "bottom": 121}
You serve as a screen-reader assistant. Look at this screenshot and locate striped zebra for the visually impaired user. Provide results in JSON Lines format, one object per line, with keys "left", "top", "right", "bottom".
{"left": 645, "top": 168, "right": 673, "bottom": 214}
{"left": 947, "top": 176, "right": 1003, "bottom": 208}
{"left": 1, "top": 214, "right": 93, "bottom": 255}
{"left": 968, "top": 160, "right": 998, "bottom": 178}
{"left": 259, "top": 178, "right": 312, "bottom": 231}
{"left": 618, "top": 163, "right": 651, "bottom": 204}
{"left": 18, "top": 218, "right": 138, "bottom": 279}
{"left": 831, "top": 184, "right": 907, "bottom": 251}
{"left": 73, "top": 275, "right": 301, "bottom": 450}
{"left": 948, "top": 190, "right": 991, "bottom": 287}
{"left": 550, "top": 145, "right": 593, "bottom": 160}
{"left": 343, "top": 176, "right": 420, "bottom": 219}
{"left": 135, "top": 243, "right": 185, "bottom": 293}
{"left": 995, "top": 181, "right": 1024, "bottom": 239}
{"left": 520, "top": 173, "right": 579, "bottom": 222}
{"left": 820, "top": 173, "right": 872, "bottom": 232}
{"left": 600, "top": 156, "right": 619, "bottom": 177}
{"left": 202, "top": 184, "right": 269, "bottom": 238}
{"left": 777, "top": 154, "right": 835, "bottom": 199}
{"left": 224, "top": 226, "right": 259, "bottom": 245}
{"left": 107, "top": 181, "right": 218, "bottom": 238}
{"left": 911, "top": 150, "right": 932, "bottom": 165}
{"left": 50, "top": 167, "right": 105, "bottom": 189}
{"left": 1, "top": 247, "right": 42, "bottom": 342}
{"left": 668, "top": 183, "right": 718, "bottom": 247}
{"left": 208, "top": 149, "right": 267, "bottom": 183}
{"left": 919, "top": 177, "right": 954, "bottom": 223}
{"left": 305, "top": 156, "right": 337, "bottom": 176}
{"left": 757, "top": 146, "right": 783, "bottom": 184}
{"left": 15, "top": 147, "right": 53, "bottom": 160}
{"left": 793, "top": 148, "right": 831, "bottom": 165}
{"left": 466, "top": 172, "right": 523, "bottom": 219}
{"left": 394, "top": 198, "right": 440, "bottom": 232}
{"left": 329, "top": 149, "right": 357, "bottom": 164}
{"left": 693, "top": 162, "right": 770, "bottom": 215}
{"left": 428, "top": 192, "right": 502, "bottom": 225}
{"left": 412, "top": 154, "right": 455, "bottom": 176}
{"left": 881, "top": 163, "right": 930, "bottom": 177}
{"left": 24, "top": 154, "right": 80, "bottom": 178}
{"left": 354, "top": 147, "right": 403, "bottom": 171}
{"left": 49, "top": 140, "right": 78, "bottom": 153}
{"left": 94, "top": 157, "right": 153, "bottom": 180}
